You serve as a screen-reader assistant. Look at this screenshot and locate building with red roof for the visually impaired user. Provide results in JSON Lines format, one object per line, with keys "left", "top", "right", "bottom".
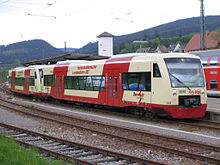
{"left": 184, "top": 32, "right": 220, "bottom": 52}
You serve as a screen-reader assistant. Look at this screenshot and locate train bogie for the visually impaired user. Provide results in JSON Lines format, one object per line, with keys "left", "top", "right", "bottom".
{"left": 8, "top": 53, "right": 207, "bottom": 119}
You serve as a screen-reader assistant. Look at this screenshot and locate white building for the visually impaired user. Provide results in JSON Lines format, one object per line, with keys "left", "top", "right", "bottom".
{"left": 97, "top": 32, "right": 114, "bottom": 57}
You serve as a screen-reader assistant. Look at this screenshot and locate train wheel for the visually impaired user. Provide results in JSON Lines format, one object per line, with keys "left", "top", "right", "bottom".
{"left": 130, "top": 107, "right": 146, "bottom": 116}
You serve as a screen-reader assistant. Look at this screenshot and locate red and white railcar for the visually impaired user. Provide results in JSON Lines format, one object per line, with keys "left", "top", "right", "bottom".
{"left": 8, "top": 53, "right": 207, "bottom": 119}
{"left": 190, "top": 49, "right": 220, "bottom": 91}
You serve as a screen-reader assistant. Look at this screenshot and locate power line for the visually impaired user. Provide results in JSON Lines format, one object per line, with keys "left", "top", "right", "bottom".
{"left": 115, "top": 17, "right": 133, "bottom": 23}
{"left": 28, "top": 13, "right": 56, "bottom": 19}
{"left": 0, "top": 0, "right": 10, "bottom": 5}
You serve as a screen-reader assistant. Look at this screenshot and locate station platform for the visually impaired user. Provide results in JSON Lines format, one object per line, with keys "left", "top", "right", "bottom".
{"left": 206, "top": 90, "right": 220, "bottom": 121}
{"left": 207, "top": 90, "right": 220, "bottom": 97}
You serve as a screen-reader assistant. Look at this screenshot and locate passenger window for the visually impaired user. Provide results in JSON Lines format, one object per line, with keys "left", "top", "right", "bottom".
{"left": 64, "top": 76, "right": 105, "bottom": 91}
{"left": 39, "top": 69, "right": 44, "bottom": 78}
{"left": 210, "top": 80, "right": 218, "bottom": 90}
{"left": 44, "top": 75, "right": 54, "bottom": 86}
{"left": 201, "top": 57, "right": 208, "bottom": 66}
{"left": 210, "top": 56, "right": 218, "bottom": 66}
{"left": 122, "top": 72, "right": 151, "bottom": 91}
{"left": 153, "top": 63, "right": 161, "bottom": 77}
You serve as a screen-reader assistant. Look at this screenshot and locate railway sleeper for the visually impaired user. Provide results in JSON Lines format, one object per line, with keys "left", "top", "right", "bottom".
{"left": 91, "top": 156, "right": 118, "bottom": 164}
{"left": 33, "top": 140, "right": 55, "bottom": 145}
{"left": 80, "top": 153, "right": 104, "bottom": 161}
{"left": 67, "top": 149, "right": 85, "bottom": 155}
{"left": 17, "top": 136, "right": 43, "bottom": 142}
{"left": 40, "top": 142, "right": 62, "bottom": 148}
{"left": 57, "top": 147, "right": 80, "bottom": 153}
{"left": 94, "top": 159, "right": 128, "bottom": 164}
{"left": 0, "top": 129, "right": 17, "bottom": 135}
{"left": 10, "top": 133, "right": 27, "bottom": 138}
{"left": 70, "top": 151, "right": 94, "bottom": 157}
{"left": 47, "top": 144, "right": 68, "bottom": 150}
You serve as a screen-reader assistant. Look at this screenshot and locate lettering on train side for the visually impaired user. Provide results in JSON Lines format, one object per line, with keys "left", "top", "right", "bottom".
{"left": 77, "top": 65, "right": 97, "bottom": 70}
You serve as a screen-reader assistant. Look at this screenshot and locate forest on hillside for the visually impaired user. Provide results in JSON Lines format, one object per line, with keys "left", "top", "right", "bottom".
{"left": 0, "top": 39, "right": 62, "bottom": 64}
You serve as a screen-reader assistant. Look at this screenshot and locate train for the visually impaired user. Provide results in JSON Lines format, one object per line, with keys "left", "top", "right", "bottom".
{"left": 190, "top": 49, "right": 220, "bottom": 91}
{"left": 8, "top": 53, "right": 207, "bottom": 119}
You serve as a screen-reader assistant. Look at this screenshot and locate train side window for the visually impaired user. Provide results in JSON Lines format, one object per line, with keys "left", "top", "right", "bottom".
{"left": 39, "top": 69, "right": 44, "bottom": 78}
{"left": 44, "top": 75, "right": 54, "bottom": 86}
{"left": 85, "top": 76, "right": 93, "bottom": 90}
{"left": 29, "top": 76, "right": 35, "bottom": 86}
{"left": 122, "top": 72, "right": 151, "bottom": 91}
{"left": 64, "top": 76, "right": 105, "bottom": 91}
{"left": 210, "top": 56, "right": 218, "bottom": 66}
{"left": 210, "top": 80, "right": 218, "bottom": 90}
{"left": 15, "top": 77, "right": 25, "bottom": 86}
{"left": 8, "top": 76, "right": 12, "bottom": 84}
{"left": 201, "top": 57, "right": 208, "bottom": 66}
{"left": 153, "top": 63, "right": 161, "bottom": 77}
{"left": 78, "top": 77, "right": 87, "bottom": 90}
{"left": 91, "top": 76, "right": 105, "bottom": 91}
{"left": 64, "top": 76, "right": 78, "bottom": 89}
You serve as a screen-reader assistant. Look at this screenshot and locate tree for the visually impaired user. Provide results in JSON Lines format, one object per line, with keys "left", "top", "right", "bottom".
{"left": 153, "top": 30, "right": 161, "bottom": 39}
{"left": 13, "top": 59, "right": 21, "bottom": 68}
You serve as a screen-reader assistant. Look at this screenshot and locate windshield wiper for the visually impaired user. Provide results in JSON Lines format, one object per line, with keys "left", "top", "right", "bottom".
{"left": 169, "top": 72, "right": 191, "bottom": 91}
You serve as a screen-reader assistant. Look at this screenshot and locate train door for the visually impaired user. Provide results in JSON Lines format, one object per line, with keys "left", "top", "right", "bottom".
{"left": 24, "top": 69, "right": 31, "bottom": 93}
{"left": 11, "top": 71, "right": 16, "bottom": 90}
{"left": 55, "top": 76, "right": 63, "bottom": 98}
{"left": 107, "top": 69, "right": 120, "bottom": 106}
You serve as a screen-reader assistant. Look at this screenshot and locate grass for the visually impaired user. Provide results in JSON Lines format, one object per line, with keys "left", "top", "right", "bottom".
{"left": 0, "top": 134, "right": 76, "bottom": 165}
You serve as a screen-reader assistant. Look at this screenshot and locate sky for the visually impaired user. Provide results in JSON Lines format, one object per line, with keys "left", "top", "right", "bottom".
{"left": 0, "top": 0, "right": 220, "bottom": 49}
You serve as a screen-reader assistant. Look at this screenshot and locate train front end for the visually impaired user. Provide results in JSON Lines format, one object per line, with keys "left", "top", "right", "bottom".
{"left": 152, "top": 55, "right": 207, "bottom": 119}
{"left": 166, "top": 56, "right": 206, "bottom": 118}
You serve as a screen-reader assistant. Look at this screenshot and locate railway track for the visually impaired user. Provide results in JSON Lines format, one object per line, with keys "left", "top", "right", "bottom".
{"left": 0, "top": 96, "right": 220, "bottom": 164}
{"left": 180, "top": 119, "right": 220, "bottom": 130}
{"left": 0, "top": 122, "right": 159, "bottom": 165}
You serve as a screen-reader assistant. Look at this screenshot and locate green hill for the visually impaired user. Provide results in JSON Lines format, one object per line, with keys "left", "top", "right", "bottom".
{"left": 0, "top": 39, "right": 62, "bottom": 64}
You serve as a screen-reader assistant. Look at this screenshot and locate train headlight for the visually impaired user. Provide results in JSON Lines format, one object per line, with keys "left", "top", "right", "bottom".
{"left": 172, "top": 89, "right": 177, "bottom": 96}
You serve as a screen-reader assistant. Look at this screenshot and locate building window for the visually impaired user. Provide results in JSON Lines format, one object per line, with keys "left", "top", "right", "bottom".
{"left": 122, "top": 72, "right": 151, "bottom": 91}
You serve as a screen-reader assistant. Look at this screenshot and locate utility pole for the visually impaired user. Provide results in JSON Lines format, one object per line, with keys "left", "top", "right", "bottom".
{"left": 200, "top": 0, "right": 206, "bottom": 50}
{"left": 64, "top": 41, "right": 67, "bottom": 53}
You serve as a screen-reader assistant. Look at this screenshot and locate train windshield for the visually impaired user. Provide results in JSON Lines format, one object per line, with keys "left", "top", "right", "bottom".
{"left": 164, "top": 58, "right": 205, "bottom": 88}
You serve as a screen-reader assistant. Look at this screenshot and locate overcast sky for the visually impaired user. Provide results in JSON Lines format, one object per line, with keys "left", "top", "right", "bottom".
{"left": 0, "top": 0, "right": 220, "bottom": 48}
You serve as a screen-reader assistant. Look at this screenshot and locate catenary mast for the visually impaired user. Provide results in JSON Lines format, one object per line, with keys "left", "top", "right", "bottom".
{"left": 200, "top": 0, "right": 206, "bottom": 50}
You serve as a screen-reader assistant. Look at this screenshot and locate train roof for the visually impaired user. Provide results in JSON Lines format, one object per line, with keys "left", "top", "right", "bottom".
{"left": 110, "top": 52, "right": 198, "bottom": 59}
{"left": 189, "top": 49, "right": 220, "bottom": 57}
{"left": 22, "top": 53, "right": 109, "bottom": 66}
{"left": 13, "top": 52, "right": 199, "bottom": 71}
